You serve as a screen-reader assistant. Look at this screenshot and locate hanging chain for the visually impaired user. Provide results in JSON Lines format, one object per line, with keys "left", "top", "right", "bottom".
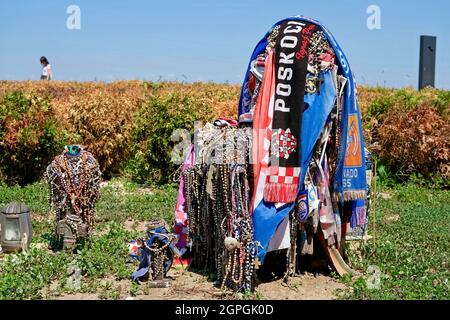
{"left": 184, "top": 126, "right": 255, "bottom": 292}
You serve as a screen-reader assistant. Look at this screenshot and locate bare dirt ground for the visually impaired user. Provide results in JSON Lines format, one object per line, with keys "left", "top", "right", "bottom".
{"left": 255, "top": 274, "right": 346, "bottom": 300}
{"left": 53, "top": 216, "right": 348, "bottom": 300}
{"left": 55, "top": 266, "right": 346, "bottom": 300}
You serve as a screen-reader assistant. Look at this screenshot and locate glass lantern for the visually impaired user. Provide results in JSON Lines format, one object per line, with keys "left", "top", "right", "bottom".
{"left": 0, "top": 202, "right": 33, "bottom": 252}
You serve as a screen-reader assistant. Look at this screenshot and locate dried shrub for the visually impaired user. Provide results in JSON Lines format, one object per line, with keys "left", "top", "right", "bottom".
{"left": 142, "top": 81, "right": 240, "bottom": 119}
{"left": 0, "top": 81, "right": 147, "bottom": 177}
{"left": 377, "top": 104, "right": 450, "bottom": 181}
{"left": 1, "top": 81, "right": 448, "bottom": 187}
{"left": 0, "top": 91, "right": 70, "bottom": 185}
{"left": 61, "top": 82, "right": 145, "bottom": 177}
{"left": 359, "top": 87, "right": 450, "bottom": 154}
{"left": 0, "top": 81, "right": 239, "bottom": 180}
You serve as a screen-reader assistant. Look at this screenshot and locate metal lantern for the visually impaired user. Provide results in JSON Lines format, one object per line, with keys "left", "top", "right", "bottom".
{"left": 0, "top": 202, "right": 33, "bottom": 252}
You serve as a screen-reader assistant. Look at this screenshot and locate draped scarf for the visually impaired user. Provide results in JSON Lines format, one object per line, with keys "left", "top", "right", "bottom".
{"left": 263, "top": 20, "right": 317, "bottom": 204}
{"left": 239, "top": 16, "right": 367, "bottom": 262}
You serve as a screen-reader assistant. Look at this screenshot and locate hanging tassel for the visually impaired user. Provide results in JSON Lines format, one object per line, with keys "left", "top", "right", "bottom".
{"left": 263, "top": 182, "right": 298, "bottom": 203}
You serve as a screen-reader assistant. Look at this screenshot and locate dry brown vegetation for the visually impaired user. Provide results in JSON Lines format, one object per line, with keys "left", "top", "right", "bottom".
{"left": 0, "top": 81, "right": 448, "bottom": 185}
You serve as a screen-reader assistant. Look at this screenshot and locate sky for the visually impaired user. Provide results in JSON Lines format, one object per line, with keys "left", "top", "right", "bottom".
{"left": 0, "top": 0, "right": 449, "bottom": 89}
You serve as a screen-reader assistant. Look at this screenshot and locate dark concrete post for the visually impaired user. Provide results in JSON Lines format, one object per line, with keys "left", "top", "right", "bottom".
{"left": 418, "top": 35, "right": 436, "bottom": 89}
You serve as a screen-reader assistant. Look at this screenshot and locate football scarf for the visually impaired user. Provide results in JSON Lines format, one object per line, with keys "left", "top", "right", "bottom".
{"left": 239, "top": 15, "right": 366, "bottom": 203}
{"left": 263, "top": 20, "right": 317, "bottom": 203}
{"left": 239, "top": 16, "right": 367, "bottom": 262}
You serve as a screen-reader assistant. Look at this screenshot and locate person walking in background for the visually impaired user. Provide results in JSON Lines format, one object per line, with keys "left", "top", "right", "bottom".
{"left": 40, "top": 56, "right": 52, "bottom": 80}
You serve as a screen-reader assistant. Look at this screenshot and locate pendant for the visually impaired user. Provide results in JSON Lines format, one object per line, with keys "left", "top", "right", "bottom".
{"left": 224, "top": 236, "right": 240, "bottom": 251}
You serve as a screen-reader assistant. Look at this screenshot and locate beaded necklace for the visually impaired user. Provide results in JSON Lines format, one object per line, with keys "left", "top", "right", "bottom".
{"left": 184, "top": 126, "right": 255, "bottom": 292}
{"left": 45, "top": 147, "right": 101, "bottom": 237}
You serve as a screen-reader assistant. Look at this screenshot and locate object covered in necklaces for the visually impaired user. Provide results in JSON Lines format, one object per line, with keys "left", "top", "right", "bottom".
{"left": 174, "top": 16, "right": 369, "bottom": 289}
{"left": 131, "top": 218, "right": 181, "bottom": 283}
{"left": 45, "top": 145, "right": 101, "bottom": 249}
{"left": 180, "top": 123, "right": 255, "bottom": 292}
{"left": 238, "top": 16, "right": 367, "bottom": 265}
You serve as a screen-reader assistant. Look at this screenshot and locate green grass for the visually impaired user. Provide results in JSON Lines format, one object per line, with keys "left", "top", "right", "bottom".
{"left": 96, "top": 180, "right": 177, "bottom": 223}
{"left": 1, "top": 179, "right": 449, "bottom": 300}
{"left": 0, "top": 178, "right": 177, "bottom": 300}
{"left": 339, "top": 184, "right": 450, "bottom": 300}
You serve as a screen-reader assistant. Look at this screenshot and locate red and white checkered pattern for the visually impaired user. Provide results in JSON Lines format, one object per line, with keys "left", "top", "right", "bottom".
{"left": 267, "top": 166, "right": 301, "bottom": 184}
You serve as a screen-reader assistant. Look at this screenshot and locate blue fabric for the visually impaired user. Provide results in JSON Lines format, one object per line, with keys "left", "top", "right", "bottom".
{"left": 131, "top": 226, "right": 176, "bottom": 282}
{"left": 300, "top": 70, "right": 336, "bottom": 187}
{"left": 252, "top": 69, "right": 337, "bottom": 261}
{"left": 238, "top": 15, "right": 366, "bottom": 198}
{"left": 240, "top": 16, "right": 366, "bottom": 262}
{"left": 132, "top": 246, "right": 151, "bottom": 282}
{"left": 253, "top": 201, "right": 290, "bottom": 262}
{"left": 238, "top": 38, "right": 269, "bottom": 117}
{"left": 350, "top": 198, "right": 366, "bottom": 228}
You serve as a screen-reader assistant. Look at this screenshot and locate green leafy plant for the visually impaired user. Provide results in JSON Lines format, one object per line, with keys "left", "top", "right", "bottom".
{"left": 126, "top": 93, "right": 213, "bottom": 185}
{"left": 1, "top": 82, "right": 448, "bottom": 190}
{"left": 0, "top": 91, "right": 71, "bottom": 185}
{"left": 339, "top": 183, "right": 450, "bottom": 300}
{"left": 376, "top": 164, "right": 396, "bottom": 187}
{"left": 0, "top": 179, "right": 166, "bottom": 300}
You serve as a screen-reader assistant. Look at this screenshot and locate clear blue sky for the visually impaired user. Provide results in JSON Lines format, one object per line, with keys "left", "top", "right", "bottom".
{"left": 1, "top": 0, "right": 449, "bottom": 88}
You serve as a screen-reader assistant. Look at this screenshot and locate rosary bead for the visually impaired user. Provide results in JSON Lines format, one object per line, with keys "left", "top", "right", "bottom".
{"left": 184, "top": 127, "right": 255, "bottom": 292}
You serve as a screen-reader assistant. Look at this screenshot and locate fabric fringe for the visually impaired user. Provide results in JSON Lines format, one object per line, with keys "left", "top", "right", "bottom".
{"left": 263, "top": 182, "right": 298, "bottom": 203}
{"left": 332, "top": 190, "right": 366, "bottom": 203}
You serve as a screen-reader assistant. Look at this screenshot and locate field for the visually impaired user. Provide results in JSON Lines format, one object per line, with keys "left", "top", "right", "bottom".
{"left": 0, "top": 81, "right": 449, "bottom": 300}
{"left": 0, "top": 178, "right": 448, "bottom": 300}
{"left": 340, "top": 184, "right": 450, "bottom": 299}
{"left": 1, "top": 81, "right": 448, "bottom": 186}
